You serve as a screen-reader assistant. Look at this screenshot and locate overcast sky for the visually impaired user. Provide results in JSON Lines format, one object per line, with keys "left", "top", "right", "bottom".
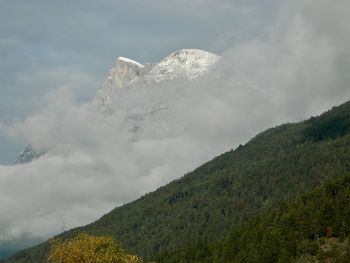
{"left": 0, "top": 0, "right": 278, "bottom": 163}
{"left": 1, "top": 0, "right": 350, "bottom": 255}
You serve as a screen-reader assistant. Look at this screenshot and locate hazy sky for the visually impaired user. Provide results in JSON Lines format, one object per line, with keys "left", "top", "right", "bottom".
{"left": 0, "top": 0, "right": 278, "bottom": 163}
{"left": 1, "top": 0, "right": 350, "bottom": 254}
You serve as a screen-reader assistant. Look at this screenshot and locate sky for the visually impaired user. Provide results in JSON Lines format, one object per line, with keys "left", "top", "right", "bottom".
{"left": 1, "top": 0, "right": 350, "bottom": 255}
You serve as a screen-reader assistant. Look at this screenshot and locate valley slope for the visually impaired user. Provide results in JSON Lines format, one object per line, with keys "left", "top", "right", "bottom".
{"left": 5, "top": 99, "right": 350, "bottom": 262}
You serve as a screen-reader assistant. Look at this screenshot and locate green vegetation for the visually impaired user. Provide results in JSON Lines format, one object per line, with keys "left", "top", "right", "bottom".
{"left": 304, "top": 102, "right": 350, "bottom": 142}
{"left": 154, "top": 174, "right": 350, "bottom": 262}
{"left": 4, "top": 100, "right": 350, "bottom": 263}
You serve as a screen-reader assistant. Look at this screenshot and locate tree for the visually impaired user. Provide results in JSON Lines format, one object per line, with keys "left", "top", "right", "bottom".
{"left": 47, "top": 232, "right": 142, "bottom": 263}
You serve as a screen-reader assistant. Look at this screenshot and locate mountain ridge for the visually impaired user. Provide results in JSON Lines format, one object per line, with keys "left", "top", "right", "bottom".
{"left": 96, "top": 48, "right": 219, "bottom": 105}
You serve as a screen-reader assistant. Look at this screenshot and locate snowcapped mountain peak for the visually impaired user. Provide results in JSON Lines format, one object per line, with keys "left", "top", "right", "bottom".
{"left": 96, "top": 49, "right": 219, "bottom": 105}
{"left": 165, "top": 48, "right": 219, "bottom": 64}
{"left": 148, "top": 48, "right": 220, "bottom": 81}
{"left": 97, "top": 56, "right": 144, "bottom": 105}
{"left": 116, "top": 57, "right": 144, "bottom": 68}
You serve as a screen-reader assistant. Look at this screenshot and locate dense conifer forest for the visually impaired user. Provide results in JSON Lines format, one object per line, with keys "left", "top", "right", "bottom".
{"left": 154, "top": 174, "right": 350, "bottom": 262}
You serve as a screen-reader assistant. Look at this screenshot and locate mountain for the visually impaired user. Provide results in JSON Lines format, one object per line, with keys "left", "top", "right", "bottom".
{"left": 96, "top": 49, "right": 220, "bottom": 105}
{"left": 5, "top": 99, "right": 350, "bottom": 263}
{"left": 14, "top": 146, "right": 46, "bottom": 164}
{"left": 96, "top": 56, "right": 145, "bottom": 105}
{"left": 12, "top": 49, "right": 219, "bottom": 165}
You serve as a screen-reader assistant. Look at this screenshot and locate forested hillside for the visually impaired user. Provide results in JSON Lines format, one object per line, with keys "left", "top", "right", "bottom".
{"left": 155, "top": 174, "right": 350, "bottom": 262}
{"left": 5, "top": 100, "right": 350, "bottom": 263}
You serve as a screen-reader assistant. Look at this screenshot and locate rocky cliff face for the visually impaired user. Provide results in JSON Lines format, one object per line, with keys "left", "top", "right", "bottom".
{"left": 96, "top": 57, "right": 145, "bottom": 105}
{"left": 96, "top": 49, "right": 220, "bottom": 105}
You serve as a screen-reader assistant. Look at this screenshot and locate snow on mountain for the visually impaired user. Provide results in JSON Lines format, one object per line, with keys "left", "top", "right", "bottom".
{"left": 14, "top": 49, "right": 219, "bottom": 164}
{"left": 148, "top": 49, "right": 220, "bottom": 81}
{"left": 96, "top": 57, "right": 145, "bottom": 105}
{"left": 96, "top": 49, "right": 220, "bottom": 105}
{"left": 94, "top": 48, "right": 220, "bottom": 141}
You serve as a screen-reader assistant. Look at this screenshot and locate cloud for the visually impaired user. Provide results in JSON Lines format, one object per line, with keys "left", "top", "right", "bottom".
{"left": 0, "top": 0, "right": 350, "bottom": 252}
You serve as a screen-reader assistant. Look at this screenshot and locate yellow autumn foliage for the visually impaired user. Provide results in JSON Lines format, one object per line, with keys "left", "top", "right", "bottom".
{"left": 47, "top": 232, "right": 142, "bottom": 263}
